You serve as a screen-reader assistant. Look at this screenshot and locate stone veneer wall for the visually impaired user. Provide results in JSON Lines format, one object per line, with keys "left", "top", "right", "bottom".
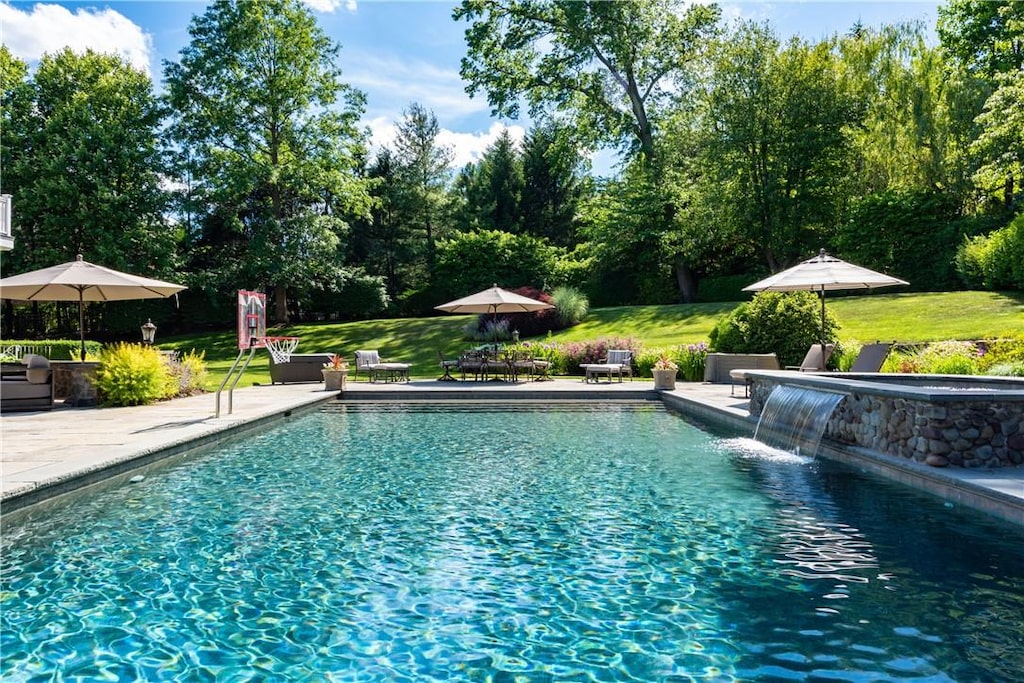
{"left": 749, "top": 377, "right": 1024, "bottom": 468}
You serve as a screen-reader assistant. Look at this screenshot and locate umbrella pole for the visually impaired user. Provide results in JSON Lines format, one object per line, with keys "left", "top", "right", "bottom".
{"left": 492, "top": 307, "right": 499, "bottom": 348}
{"left": 819, "top": 288, "right": 826, "bottom": 354}
{"left": 79, "top": 291, "right": 86, "bottom": 361}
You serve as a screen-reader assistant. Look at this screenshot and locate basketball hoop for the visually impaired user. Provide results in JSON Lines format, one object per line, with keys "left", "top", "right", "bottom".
{"left": 261, "top": 336, "right": 300, "bottom": 364}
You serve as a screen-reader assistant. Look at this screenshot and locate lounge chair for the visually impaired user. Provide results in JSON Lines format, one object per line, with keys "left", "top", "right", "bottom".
{"left": 354, "top": 349, "right": 381, "bottom": 379}
{"left": 849, "top": 342, "right": 892, "bottom": 373}
{"left": 600, "top": 349, "right": 633, "bottom": 381}
{"left": 355, "top": 349, "right": 410, "bottom": 383}
{"left": 786, "top": 343, "right": 835, "bottom": 372}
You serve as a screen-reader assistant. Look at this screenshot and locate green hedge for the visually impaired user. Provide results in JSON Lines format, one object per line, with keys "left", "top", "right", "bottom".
{"left": 0, "top": 339, "right": 104, "bottom": 360}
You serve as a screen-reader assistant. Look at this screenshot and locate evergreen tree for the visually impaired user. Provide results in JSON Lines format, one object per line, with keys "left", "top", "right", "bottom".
{"left": 520, "top": 123, "right": 584, "bottom": 247}
{"left": 391, "top": 102, "right": 454, "bottom": 280}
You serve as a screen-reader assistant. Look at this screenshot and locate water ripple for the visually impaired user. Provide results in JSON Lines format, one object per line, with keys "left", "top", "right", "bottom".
{"left": 2, "top": 407, "right": 1023, "bottom": 680}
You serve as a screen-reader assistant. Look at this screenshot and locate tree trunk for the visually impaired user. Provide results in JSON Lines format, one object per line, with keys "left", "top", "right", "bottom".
{"left": 1005, "top": 172, "right": 1015, "bottom": 210}
{"left": 674, "top": 260, "right": 699, "bottom": 304}
{"left": 274, "top": 285, "right": 289, "bottom": 324}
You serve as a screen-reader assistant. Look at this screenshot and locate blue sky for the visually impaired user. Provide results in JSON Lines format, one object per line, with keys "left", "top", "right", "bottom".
{"left": 1, "top": 1, "right": 942, "bottom": 172}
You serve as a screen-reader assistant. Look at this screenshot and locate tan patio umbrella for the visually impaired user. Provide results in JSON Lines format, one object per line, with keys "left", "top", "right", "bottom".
{"left": 743, "top": 249, "right": 908, "bottom": 351}
{"left": 436, "top": 284, "right": 553, "bottom": 344}
{"left": 0, "top": 254, "right": 186, "bottom": 360}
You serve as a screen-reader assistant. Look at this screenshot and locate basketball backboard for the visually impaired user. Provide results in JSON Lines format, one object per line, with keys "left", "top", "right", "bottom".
{"left": 237, "top": 290, "right": 267, "bottom": 349}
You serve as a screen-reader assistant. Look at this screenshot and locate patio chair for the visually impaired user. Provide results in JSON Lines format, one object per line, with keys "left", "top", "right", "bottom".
{"left": 786, "top": 343, "right": 835, "bottom": 372}
{"left": 849, "top": 342, "right": 892, "bottom": 373}
{"left": 600, "top": 349, "right": 633, "bottom": 381}
{"left": 458, "top": 350, "right": 487, "bottom": 381}
{"left": 509, "top": 349, "right": 537, "bottom": 382}
{"left": 354, "top": 350, "right": 382, "bottom": 379}
{"left": 437, "top": 351, "right": 459, "bottom": 381}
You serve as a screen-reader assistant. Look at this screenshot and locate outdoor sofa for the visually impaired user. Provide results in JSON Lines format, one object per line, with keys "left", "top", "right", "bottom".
{"left": 1, "top": 355, "right": 54, "bottom": 412}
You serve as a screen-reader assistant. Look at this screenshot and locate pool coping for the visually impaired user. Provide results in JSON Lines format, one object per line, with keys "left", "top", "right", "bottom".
{"left": 2, "top": 380, "right": 1022, "bottom": 527}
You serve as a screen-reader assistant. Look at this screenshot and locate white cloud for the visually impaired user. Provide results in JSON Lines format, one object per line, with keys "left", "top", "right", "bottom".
{"left": 344, "top": 51, "right": 488, "bottom": 124}
{"left": 303, "top": 0, "right": 358, "bottom": 13}
{"left": 0, "top": 3, "right": 154, "bottom": 76}
{"left": 365, "top": 118, "right": 525, "bottom": 169}
{"left": 439, "top": 122, "right": 526, "bottom": 168}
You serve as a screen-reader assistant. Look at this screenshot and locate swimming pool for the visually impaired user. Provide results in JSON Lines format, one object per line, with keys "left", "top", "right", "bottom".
{"left": 2, "top": 402, "right": 1022, "bottom": 680}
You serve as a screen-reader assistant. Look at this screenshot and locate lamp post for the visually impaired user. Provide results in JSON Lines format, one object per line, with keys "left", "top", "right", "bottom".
{"left": 141, "top": 318, "right": 157, "bottom": 345}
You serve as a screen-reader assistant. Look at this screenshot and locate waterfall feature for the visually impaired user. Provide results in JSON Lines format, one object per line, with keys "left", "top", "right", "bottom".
{"left": 753, "top": 384, "right": 846, "bottom": 456}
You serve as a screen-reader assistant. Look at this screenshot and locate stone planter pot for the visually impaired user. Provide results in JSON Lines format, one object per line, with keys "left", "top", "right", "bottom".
{"left": 322, "top": 369, "right": 347, "bottom": 392}
{"left": 652, "top": 368, "right": 677, "bottom": 390}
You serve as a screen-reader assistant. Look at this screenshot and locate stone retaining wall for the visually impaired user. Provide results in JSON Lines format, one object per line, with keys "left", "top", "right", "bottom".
{"left": 748, "top": 373, "right": 1024, "bottom": 468}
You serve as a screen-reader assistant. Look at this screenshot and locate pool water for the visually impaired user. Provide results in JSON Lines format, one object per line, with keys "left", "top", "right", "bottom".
{"left": 2, "top": 402, "right": 1023, "bottom": 681}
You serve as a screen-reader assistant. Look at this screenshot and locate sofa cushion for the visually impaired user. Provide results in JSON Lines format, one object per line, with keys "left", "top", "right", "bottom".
{"left": 25, "top": 355, "right": 50, "bottom": 384}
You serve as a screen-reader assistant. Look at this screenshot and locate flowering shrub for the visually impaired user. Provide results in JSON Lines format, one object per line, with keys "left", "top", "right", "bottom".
{"left": 556, "top": 337, "right": 641, "bottom": 375}
{"left": 914, "top": 341, "right": 980, "bottom": 375}
{"left": 978, "top": 335, "right": 1024, "bottom": 374}
{"left": 169, "top": 349, "right": 208, "bottom": 395}
{"left": 677, "top": 342, "right": 709, "bottom": 381}
{"left": 95, "top": 343, "right": 177, "bottom": 406}
{"left": 94, "top": 345, "right": 208, "bottom": 406}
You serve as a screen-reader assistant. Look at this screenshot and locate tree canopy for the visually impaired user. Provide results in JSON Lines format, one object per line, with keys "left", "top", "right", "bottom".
{"left": 455, "top": 0, "right": 720, "bottom": 162}
{"left": 1, "top": 0, "right": 1021, "bottom": 342}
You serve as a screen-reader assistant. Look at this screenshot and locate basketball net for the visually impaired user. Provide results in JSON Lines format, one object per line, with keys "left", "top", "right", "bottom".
{"left": 262, "top": 336, "right": 299, "bottom": 364}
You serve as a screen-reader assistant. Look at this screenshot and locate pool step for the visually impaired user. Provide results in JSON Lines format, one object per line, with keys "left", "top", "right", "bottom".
{"left": 321, "top": 399, "right": 662, "bottom": 414}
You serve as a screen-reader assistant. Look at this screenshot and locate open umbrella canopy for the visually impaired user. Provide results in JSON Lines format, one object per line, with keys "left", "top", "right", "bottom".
{"left": 743, "top": 249, "right": 909, "bottom": 293}
{"left": 0, "top": 255, "right": 185, "bottom": 302}
{"left": 436, "top": 285, "right": 554, "bottom": 346}
{"left": 0, "top": 254, "right": 186, "bottom": 360}
{"left": 743, "top": 249, "right": 908, "bottom": 350}
{"left": 435, "top": 284, "right": 554, "bottom": 315}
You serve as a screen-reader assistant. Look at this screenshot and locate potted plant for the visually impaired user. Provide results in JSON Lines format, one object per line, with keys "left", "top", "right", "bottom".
{"left": 322, "top": 354, "right": 348, "bottom": 391}
{"left": 652, "top": 354, "right": 678, "bottom": 390}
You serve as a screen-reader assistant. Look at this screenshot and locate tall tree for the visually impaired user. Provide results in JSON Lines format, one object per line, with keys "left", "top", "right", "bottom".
{"left": 455, "top": 0, "right": 720, "bottom": 164}
{"left": 939, "top": 0, "right": 1024, "bottom": 208}
{"left": 480, "top": 129, "right": 524, "bottom": 233}
{"left": 0, "top": 48, "right": 173, "bottom": 275}
{"left": 456, "top": 0, "right": 720, "bottom": 303}
{"left": 352, "top": 148, "right": 405, "bottom": 301}
{"left": 698, "top": 24, "right": 854, "bottom": 271}
{"left": 839, "top": 24, "right": 972, "bottom": 198}
{"left": 938, "top": 0, "right": 1023, "bottom": 77}
{"left": 163, "top": 0, "right": 369, "bottom": 323}
{"left": 391, "top": 102, "right": 454, "bottom": 280}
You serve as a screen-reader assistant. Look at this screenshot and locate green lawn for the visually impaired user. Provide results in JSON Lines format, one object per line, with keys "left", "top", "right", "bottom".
{"left": 159, "top": 290, "right": 1024, "bottom": 388}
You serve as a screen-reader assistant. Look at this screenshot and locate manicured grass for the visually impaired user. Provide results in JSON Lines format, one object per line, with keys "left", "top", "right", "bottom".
{"left": 827, "top": 291, "right": 1024, "bottom": 343}
{"left": 159, "top": 290, "right": 1023, "bottom": 388}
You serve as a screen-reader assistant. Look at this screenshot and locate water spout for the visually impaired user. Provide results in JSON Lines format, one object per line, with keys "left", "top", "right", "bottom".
{"left": 754, "top": 385, "right": 846, "bottom": 456}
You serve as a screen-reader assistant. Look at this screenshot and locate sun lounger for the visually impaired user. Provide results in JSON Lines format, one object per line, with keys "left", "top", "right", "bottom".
{"left": 786, "top": 343, "right": 835, "bottom": 372}
{"left": 849, "top": 342, "right": 892, "bottom": 373}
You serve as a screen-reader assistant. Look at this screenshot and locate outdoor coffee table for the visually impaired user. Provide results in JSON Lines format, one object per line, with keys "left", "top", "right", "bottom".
{"left": 580, "top": 363, "right": 623, "bottom": 383}
{"left": 370, "top": 363, "right": 410, "bottom": 383}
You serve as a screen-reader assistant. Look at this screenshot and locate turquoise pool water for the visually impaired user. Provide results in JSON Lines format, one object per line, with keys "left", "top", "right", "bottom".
{"left": 2, "top": 402, "right": 1023, "bottom": 681}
